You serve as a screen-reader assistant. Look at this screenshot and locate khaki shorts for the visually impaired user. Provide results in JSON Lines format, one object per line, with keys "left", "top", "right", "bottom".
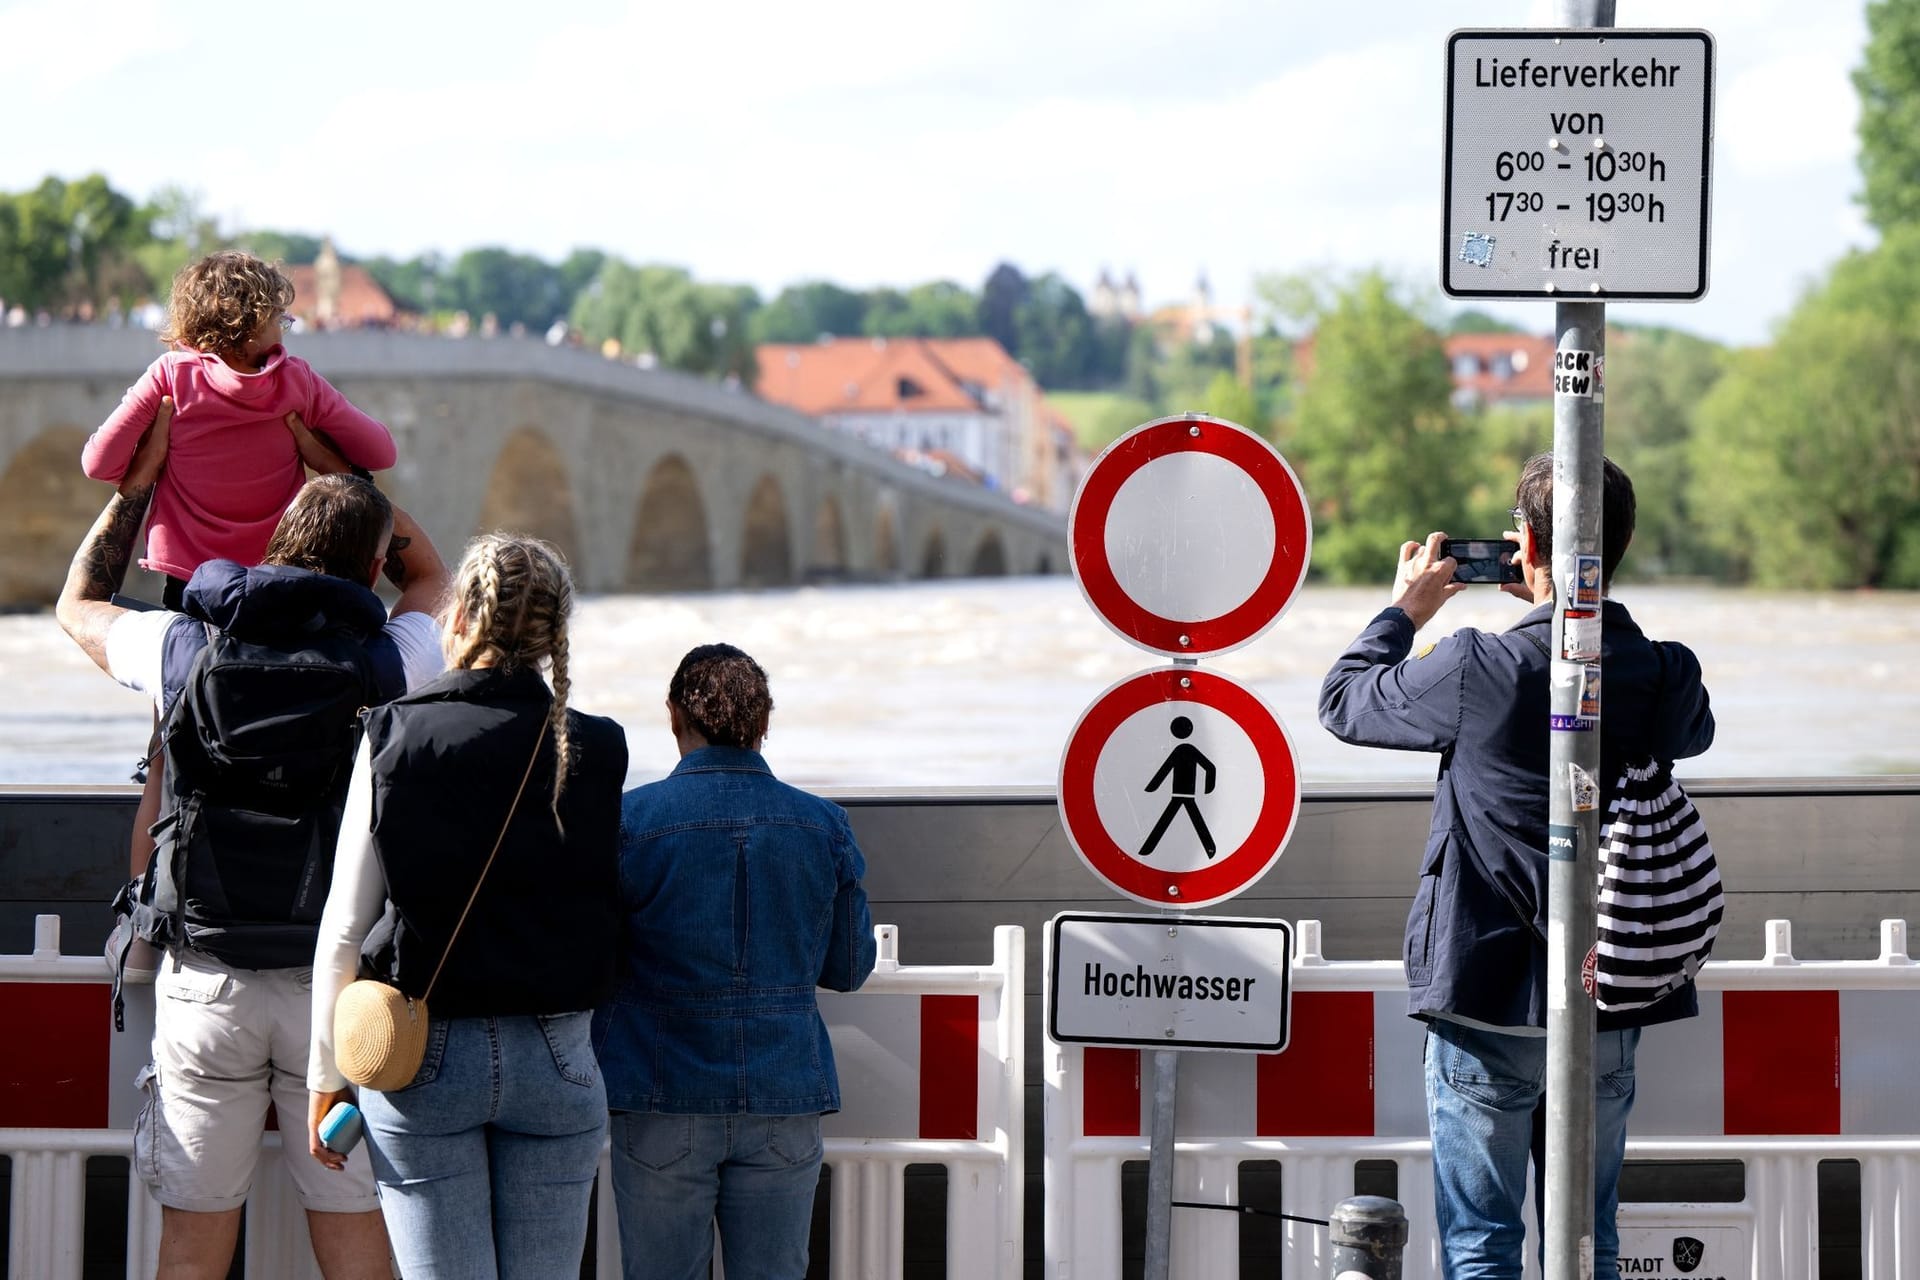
{"left": 134, "top": 950, "right": 377, "bottom": 1214}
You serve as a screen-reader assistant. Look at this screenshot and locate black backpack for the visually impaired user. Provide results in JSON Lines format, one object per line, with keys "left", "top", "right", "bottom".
{"left": 121, "top": 624, "right": 385, "bottom": 987}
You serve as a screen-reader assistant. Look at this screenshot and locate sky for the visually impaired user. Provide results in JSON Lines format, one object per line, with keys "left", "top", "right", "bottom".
{"left": 0, "top": 0, "right": 1872, "bottom": 347}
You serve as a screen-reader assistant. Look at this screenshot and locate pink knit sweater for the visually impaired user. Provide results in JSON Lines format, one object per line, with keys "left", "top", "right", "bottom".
{"left": 82, "top": 346, "right": 397, "bottom": 580}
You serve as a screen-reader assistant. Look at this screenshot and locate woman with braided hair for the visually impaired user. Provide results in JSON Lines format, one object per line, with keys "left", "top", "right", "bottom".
{"left": 594, "top": 643, "right": 876, "bottom": 1280}
{"left": 307, "top": 533, "right": 627, "bottom": 1278}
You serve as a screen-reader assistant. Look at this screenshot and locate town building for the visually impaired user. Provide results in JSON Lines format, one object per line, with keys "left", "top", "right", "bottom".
{"left": 1291, "top": 330, "right": 1559, "bottom": 409}
{"left": 754, "top": 336, "right": 1079, "bottom": 511}
{"left": 285, "top": 239, "right": 400, "bottom": 329}
{"left": 1443, "top": 331, "right": 1557, "bottom": 407}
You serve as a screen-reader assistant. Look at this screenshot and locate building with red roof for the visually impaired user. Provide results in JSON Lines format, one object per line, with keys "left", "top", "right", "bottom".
{"left": 1444, "top": 332, "right": 1556, "bottom": 406}
{"left": 755, "top": 336, "right": 1076, "bottom": 510}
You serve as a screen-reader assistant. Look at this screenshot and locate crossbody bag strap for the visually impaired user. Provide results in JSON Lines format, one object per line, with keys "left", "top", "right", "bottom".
{"left": 421, "top": 722, "right": 547, "bottom": 1004}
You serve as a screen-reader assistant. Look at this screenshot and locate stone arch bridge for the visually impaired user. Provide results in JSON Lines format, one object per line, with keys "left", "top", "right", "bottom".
{"left": 0, "top": 329, "right": 1067, "bottom": 606}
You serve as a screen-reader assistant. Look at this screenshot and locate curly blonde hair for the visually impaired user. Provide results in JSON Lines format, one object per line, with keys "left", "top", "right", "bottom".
{"left": 444, "top": 534, "right": 577, "bottom": 818}
{"left": 160, "top": 251, "right": 294, "bottom": 357}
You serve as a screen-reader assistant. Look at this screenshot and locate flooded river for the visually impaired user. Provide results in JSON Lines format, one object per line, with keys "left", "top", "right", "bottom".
{"left": 4, "top": 579, "right": 1917, "bottom": 789}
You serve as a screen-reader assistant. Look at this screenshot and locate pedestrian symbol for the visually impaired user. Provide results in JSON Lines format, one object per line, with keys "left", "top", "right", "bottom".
{"left": 1060, "top": 667, "right": 1302, "bottom": 909}
{"left": 1140, "top": 717, "right": 1217, "bottom": 859}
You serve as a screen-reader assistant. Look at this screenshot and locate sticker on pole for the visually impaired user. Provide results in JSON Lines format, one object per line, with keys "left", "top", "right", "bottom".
{"left": 1069, "top": 413, "right": 1311, "bottom": 659}
{"left": 1058, "top": 667, "right": 1301, "bottom": 909}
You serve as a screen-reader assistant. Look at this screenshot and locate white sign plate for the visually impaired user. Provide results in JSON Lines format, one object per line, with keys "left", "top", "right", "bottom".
{"left": 1047, "top": 912, "right": 1293, "bottom": 1052}
{"left": 1443, "top": 29, "right": 1714, "bottom": 300}
{"left": 1615, "top": 1224, "right": 1747, "bottom": 1279}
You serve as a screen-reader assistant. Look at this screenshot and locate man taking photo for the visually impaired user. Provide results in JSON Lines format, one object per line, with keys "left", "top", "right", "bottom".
{"left": 1317, "top": 453, "right": 1714, "bottom": 1279}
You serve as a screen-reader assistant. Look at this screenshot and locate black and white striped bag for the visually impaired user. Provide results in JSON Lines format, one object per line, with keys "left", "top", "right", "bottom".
{"left": 1592, "top": 759, "right": 1723, "bottom": 1011}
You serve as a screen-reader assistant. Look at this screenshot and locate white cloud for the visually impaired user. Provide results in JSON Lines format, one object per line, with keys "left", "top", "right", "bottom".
{"left": 0, "top": 0, "right": 1880, "bottom": 345}
{"left": 0, "top": 0, "right": 186, "bottom": 95}
{"left": 1723, "top": 53, "right": 1859, "bottom": 178}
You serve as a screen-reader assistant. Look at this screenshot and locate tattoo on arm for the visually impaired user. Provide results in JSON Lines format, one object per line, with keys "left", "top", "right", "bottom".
{"left": 57, "top": 482, "right": 155, "bottom": 674}
{"left": 75, "top": 484, "right": 154, "bottom": 600}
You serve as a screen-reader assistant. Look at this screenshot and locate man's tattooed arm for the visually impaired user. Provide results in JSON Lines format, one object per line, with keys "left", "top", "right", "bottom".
{"left": 56, "top": 484, "right": 154, "bottom": 673}
{"left": 56, "top": 396, "right": 172, "bottom": 675}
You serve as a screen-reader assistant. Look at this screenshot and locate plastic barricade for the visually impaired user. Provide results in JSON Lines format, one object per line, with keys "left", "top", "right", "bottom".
{"left": 1044, "top": 918, "right": 1920, "bottom": 1280}
{"left": 1, "top": 918, "right": 1024, "bottom": 1280}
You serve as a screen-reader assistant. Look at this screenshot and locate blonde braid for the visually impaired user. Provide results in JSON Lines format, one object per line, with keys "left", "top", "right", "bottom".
{"left": 448, "top": 533, "right": 578, "bottom": 822}
{"left": 546, "top": 604, "right": 573, "bottom": 820}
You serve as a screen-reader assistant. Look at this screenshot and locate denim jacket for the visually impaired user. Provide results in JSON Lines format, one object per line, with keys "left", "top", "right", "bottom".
{"left": 592, "top": 746, "right": 877, "bottom": 1114}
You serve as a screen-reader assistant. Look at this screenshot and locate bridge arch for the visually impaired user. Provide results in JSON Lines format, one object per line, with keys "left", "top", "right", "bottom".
{"left": 921, "top": 528, "right": 947, "bottom": 579}
{"left": 740, "top": 474, "right": 793, "bottom": 587}
{"left": 0, "top": 425, "right": 104, "bottom": 606}
{"left": 475, "top": 427, "right": 583, "bottom": 575}
{"left": 968, "top": 531, "right": 1008, "bottom": 577}
{"left": 627, "top": 454, "right": 713, "bottom": 591}
{"left": 873, "top": 504, "right": 901, "bottom": 578}
{"left": 808, "top": 494, "right": 847, "bottom": 581}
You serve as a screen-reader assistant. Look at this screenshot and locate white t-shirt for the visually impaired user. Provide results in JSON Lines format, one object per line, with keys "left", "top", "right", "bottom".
{"left": 105, "top": 607, "right": 444, "bottom": 711}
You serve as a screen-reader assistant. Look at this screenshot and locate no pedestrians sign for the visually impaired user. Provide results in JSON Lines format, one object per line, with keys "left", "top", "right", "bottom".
{"left": 1057, "top": 667, "right": 1300, "bottom": 910}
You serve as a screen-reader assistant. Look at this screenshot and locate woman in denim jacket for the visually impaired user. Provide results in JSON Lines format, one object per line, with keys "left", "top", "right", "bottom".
{"left": 593, "top": 644, "right": 877, "bottom": 1280}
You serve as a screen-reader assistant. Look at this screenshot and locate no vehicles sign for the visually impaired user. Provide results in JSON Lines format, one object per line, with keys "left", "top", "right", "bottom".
{"left": 1443, "top": 29, "right": 1714, "bottom": 300}
{"left": 1070, "top": 414, "right": 1310, "bottom": 659}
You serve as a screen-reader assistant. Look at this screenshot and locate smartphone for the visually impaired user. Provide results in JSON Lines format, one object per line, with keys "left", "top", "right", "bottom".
{"left": 1442, "top": 538, "right": 1521, "bottom": 585}
{"left": 319, "top": 1101, "right": 365, "bottom": 1154}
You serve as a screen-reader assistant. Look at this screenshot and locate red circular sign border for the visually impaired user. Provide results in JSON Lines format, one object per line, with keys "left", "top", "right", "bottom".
{"left": 1058, "top": 667, "right": 1301, "bottom": 909}
{"left": 1070, "top": 414, "right": 1312, "bottom": 659}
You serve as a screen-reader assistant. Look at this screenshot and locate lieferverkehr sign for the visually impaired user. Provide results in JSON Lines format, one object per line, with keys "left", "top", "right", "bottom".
{"left": 1442, "top": 30, "right": 1714, "bottom": 301}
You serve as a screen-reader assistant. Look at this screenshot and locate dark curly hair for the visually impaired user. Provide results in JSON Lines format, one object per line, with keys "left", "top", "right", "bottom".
{"left": 669, "top": 644, "right": 772, "bottom": 749}
{"left": 160, "top": 251, "right": 294, "bottom": 358}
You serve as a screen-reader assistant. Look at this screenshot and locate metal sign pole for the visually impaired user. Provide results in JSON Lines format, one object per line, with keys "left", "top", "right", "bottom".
{"left": 1546, "top": 8, "right": 1612, "bottom": 1278}
{"left": 1143, "top": 1047, "right": 1180, "bottom": 1280}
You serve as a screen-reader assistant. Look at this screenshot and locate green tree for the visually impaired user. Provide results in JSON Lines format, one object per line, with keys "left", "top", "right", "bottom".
{"left": 555, "top": 249, "right": 606, "bottom": 303}
{"left": 1014, "top": 272, "right": 1095, "bottom": 387}
{"left": 863, "top": 280, "right": 978, "bottom": 337}
{"left": 1200, "top": 370, "right": 1264, "bottom": 437}
{"left": 1448, "top": 308, "right": 1525, "bottom": 335}
{"left": 444, "top": 247, "right": 567, "bottom": 329}
{"left": 571, "top": 260, "right": 760, "bottom": 382}
{"left": 978, "top": 262, "right": 1028, "bottom": 356}
{"left": 1856, "top": 0, "right": 1920, "bottom": 232}
{"left": 1601, "top": 325, "right": 1727, "bottom": 578}
{"left": 233, "top": 229, "right": 324, "bottom": 266}
{"left": 133, "top": 185, "right": 223, "bottom": 299}
{"left": 1691, "top": 226, "right": 1920, "bottom": 587}
{"left": 362, "top": 252, "right": 443, "bottom": 313}
{"left": 1269, "top": 269, "right": 1481, "bottom": 582}
{"left": 0, "top": 175, "right": 153, "bottom": 313}
{"left": 748, "top": 280, "right": 868, "bottom": 343}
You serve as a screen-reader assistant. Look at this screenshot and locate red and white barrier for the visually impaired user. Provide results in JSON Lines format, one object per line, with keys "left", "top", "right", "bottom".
{"left": 2, "top": 918, "right": 1025, "bottom": 1280}
{"left": 1044, "top": 917, "right": 1920, "bottom": 1280}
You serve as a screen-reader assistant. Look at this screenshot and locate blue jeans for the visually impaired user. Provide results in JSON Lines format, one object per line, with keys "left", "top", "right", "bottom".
{"left": 1424, "top": 1019, "right": 1640, "bottom": 1280}
{"left": 608, "top": 1111, "right": 823, "bottom": 1280}
{"left": 358, "top": 1012, "right": 607, "bottom": 1280}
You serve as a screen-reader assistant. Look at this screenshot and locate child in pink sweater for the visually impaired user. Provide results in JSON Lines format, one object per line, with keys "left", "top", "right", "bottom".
{"left": 82, "top": 251, "right": 397, "bottom": 605}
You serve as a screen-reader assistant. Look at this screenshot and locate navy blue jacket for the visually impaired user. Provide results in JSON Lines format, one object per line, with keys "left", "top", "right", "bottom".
{"left": 159, "top": 560, "right": 403, "bottom": 714}
{"left": 1318, "top": 600, "right": 1714, "bottom": 1030}
{"left": 593, "top": 746, "right": 877, "bottom": 1115}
